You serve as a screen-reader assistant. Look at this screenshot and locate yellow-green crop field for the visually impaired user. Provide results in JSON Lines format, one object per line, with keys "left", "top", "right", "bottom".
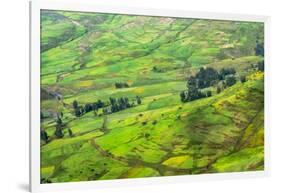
{"left": 40, "top": 10, "right": 264, "bottom": 183}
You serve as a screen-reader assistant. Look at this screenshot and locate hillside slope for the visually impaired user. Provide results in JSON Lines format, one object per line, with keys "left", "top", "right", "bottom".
{"left": 40, "top": 10, "right": 264, "bottom": 183}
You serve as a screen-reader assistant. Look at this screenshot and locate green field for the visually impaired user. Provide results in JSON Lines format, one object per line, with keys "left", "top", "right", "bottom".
{"left": 40, "top": 10, "right": 264, "bottom": 183}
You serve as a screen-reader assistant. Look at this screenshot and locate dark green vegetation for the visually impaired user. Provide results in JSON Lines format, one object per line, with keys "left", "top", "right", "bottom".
{"left": 40, "top": 10, "right": 264, "bottom": 183}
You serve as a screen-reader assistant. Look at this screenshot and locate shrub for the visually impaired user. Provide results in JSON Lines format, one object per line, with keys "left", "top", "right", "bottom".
{"left": 115, "top": 82, "right": 129, "bottom": 88}
{"left": 142, "top": 121, "right": 147, "bottom": 125}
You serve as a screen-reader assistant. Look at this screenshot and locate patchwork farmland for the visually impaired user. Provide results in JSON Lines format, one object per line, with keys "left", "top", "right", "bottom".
{"left": 40, "top": 10, "right": 264, "bottom": 183}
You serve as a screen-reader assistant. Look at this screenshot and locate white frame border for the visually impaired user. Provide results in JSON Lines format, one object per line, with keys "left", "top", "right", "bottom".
{"left": 30, "top": 1, "right": 271, "bottom": 192}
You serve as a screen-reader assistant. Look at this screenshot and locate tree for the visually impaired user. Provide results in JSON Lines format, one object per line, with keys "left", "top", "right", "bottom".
{"left": 115, "top": 82, "right": 120, "bottom": 88}
{"left": 41, "top": 129, "right": 49, "bottom": 143}
{"left": 92, "top": 103, "right": 98, "bottom": 112}
{"left": 185, "top": 84, "right": 205, "bottom": 102}
{"left": 72, "top": 100, "right": 78, "bottom": 109}
{"left": 118, "top": 97, "right": 125, "bottom": 110}
{"left": 255, "top": 42, "right": 264, "bottom": 56}
{"left": 54, "top": 125, "right": 64, "bottom": 138}
{"left": 109, "top": 97, "right": 118, "bottom": 112}
{"left": 180, "top": 91, "right": 187, "bottom": 102}
{"left": 80, "top": 107, "right": 85, "bottom": 114}
{"left": 101, "top": 116, "right": 108, "bottom": 132}
{"left": 226, "top": 76, "right": 236, "bottom": 87}
{"left": 180, "top": 70, "right": 214, "bottom": 103}
{"left": 97, "top": 100, "right": 104, "bottom": 108}
{"left": 68, "top": 128, "right": 73, "bottom": 137}
{"left": 187, "top": 76, "right": 196, "bottom": 87}
{"left": 240, "top": 75, "right": 246, "bottom": 83}
{"left": 258, "top": 60, "right": 264, "bottom": 71}
{"left": 124, "top": 97, "right": 130, "bottom": 108}
{"left": 219, "top": 68, "right": 236, "bottom": 80}
{"left": 56, "top": 117, "right": 62, "bottom": 126}
{"left": 136, "top": 96, "right": 142, "bottom": 105}
{"left": 84, "top": 103, "right": 93, "bottom": 113}
{"left": 54, "top": 115, "right": 64, "bottom": 138}
{"left": 40, "top": 112, "right": 44, "bottom": 119}
{"left": 222, "top": 81, "right": 227, "bottom": 89}
{"left": 195, "top": 67, "right": 219, "bottom": 88}
{"left": 74, "top": 107, "right": 82, "bottom": 117}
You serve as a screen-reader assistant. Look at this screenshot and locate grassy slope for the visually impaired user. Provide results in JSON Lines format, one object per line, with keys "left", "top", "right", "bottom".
{"left": 40, "top": 10, "right": 264, "bottom": 182}
{"left": 41, "top": 11, "right": 86, "bottom": 52}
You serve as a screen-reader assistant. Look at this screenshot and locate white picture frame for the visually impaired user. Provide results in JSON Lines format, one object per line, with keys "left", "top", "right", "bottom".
{"left": 30, "top": 0, "right": 271, "bottom": 192}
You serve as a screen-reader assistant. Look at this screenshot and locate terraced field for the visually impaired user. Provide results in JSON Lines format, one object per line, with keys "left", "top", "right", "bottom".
{"left": 40, "top": 10, "right": 264, "bottom": 183}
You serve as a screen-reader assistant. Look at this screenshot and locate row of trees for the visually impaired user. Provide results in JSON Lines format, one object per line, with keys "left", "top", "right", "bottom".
{"left": 72, "top": 96, "right": 142, "bottom": 117}
{"left": 109, "top": 97, "right": 131, "bottom": 113}
{"left": 73, "top": 100, "right": 104, "bottom": 117}
{"left": 41, "top": 95, "right": 142, "bottom": 143}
